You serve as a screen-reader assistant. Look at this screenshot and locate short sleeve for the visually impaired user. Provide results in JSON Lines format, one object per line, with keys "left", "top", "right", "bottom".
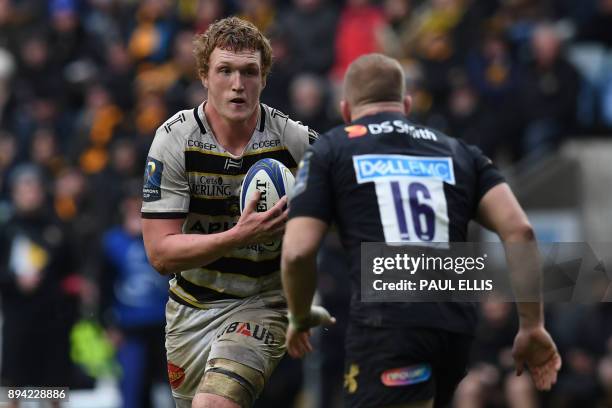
{"left": 141, "top": 127, "right": 190, "bottom": 219}
{"left": 282, "top": 116, "right": 319, "bottom": 164}
{"left": 288, "top": 136, "right": 333, "bottom": 223}
{"left": 468, "top": 145, "right": 506, "bottom": 204}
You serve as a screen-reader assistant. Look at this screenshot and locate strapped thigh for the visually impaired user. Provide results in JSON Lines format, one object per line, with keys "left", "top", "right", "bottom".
{"left": 197, "top": 358, "right": 265, "bottom": 408}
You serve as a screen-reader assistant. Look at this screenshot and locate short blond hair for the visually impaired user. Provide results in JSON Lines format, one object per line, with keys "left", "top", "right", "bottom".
{"left": 193, "top": 17, "right": 273, "bottom": 78}
{"left": 343, "top": 53, "right": 405, "bottom": 107}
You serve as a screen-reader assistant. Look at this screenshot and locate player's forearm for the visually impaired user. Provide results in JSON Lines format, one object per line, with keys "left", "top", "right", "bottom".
{"left": 502, "top": 225, "right": 544, "bottom": 328}
{"left": 281, "top": 252, "right": 317, "bottom": 320}
{"left": 148, "top": 228, "right": 245, "bottom": 275}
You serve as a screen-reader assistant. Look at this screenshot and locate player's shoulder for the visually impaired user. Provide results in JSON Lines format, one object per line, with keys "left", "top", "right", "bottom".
{"left": 414, "top": 123, "right": 479, "bottom": 160}
{"left": 260, "top": 103, "right": 318, "bottom": 144}
{"left": 155, "top": 107, "right": 200, "bottom": 141}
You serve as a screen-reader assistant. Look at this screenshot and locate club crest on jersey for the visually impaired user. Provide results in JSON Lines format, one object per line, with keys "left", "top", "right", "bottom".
{"left": 217, "top": 321, "right": 276, "bottom": 346}
{"left": 143, "top": 157, "right": 163, "bottom": 201}
{"left": 353, "top": 154, "right": 455, "bottom": 185}
{"left": 381, "top": 364, "right": 432, "bottom": 387}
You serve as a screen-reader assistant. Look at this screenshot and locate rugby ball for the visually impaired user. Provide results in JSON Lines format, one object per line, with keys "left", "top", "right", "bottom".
{"left": 240, "top": 158, "right": 295, "bottom": 215}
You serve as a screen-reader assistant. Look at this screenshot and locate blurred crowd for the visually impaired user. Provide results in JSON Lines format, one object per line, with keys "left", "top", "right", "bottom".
{"left": 0, "top": 0, "right": 611, "bottom": 407}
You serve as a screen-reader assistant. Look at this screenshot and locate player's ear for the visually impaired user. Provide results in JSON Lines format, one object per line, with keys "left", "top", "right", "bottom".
{"left": 403, "top": 95, "right": 413, "bottom": 116}
{"left": 340, "top": 100, "right": 351, "bottom": 124}
{"left": 200, "top": 69, "right": 209, "bottom": 88}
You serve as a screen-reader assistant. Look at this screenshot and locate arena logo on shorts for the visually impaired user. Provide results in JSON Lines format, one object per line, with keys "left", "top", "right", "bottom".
{"left": 217, "top": 321, "right": 276, "bottom": 346}
{"left": 168, "top": 362, "right": 186, "bottom": 389}
{"left": 381, "top": 364, "right": 432, "bottom": 387}
{"left": 353, "top": 154, "right": 455, "bottom": 185}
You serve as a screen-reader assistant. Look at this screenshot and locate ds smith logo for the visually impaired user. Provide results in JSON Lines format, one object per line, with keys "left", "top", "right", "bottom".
{"left": 353, "top": 154, "right": 455, "bottom": 184}
{"left": 345, "top": 121, "right": 438, "bottom": 140}
{"left": 345, "top": 125, "right": 368, "bottom": 138}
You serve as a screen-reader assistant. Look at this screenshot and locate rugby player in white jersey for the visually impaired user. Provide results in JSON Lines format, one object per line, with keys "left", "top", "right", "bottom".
{"left": 141, "top": 17, "right": 330, "bottom": 408}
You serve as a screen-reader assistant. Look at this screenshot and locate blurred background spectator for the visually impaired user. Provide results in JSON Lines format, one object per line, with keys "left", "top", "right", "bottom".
{"left": 0, "top": 1, "right": 611, "bottom": 407}
{"left": 99, "top": 182, "right": 170, "bottom": 408}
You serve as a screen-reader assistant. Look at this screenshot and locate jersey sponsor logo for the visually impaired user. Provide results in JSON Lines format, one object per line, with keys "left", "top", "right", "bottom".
{"left": 345, "top": 125, "right": 368, "bottom": 138}
{"left": 353, "top": 155, "right": 455, "bottom": 185}
{"left": 344, "top": 363, "right": 359, "bottom": 394}
{"left": 366, "top": 120, "right": 438, "bottom": 140}
{"left": 292, "top": 151, "right": 312, "bottom": 198}
{"left": 190, "top": 175, "right": 234, "bottom": 197}
{"left": 167, "top": 362, "right": 186, "bottom": 389}
{"left": 187, "top": 139, "right": 217, "bottom": 150}
{"left": 189, "top": 220, "right": 237, "bottom": 234}
{"left": 217, "top": 321, "right": 276, "bottom": 346}
{"left": 143, "top": 157, "right": 163, "bottom": 202}
{"left": 380, "top": 364, "right": 431, "bottom": 387}
{"left": 252, "top": 139, "right": 280, "bottom": 149}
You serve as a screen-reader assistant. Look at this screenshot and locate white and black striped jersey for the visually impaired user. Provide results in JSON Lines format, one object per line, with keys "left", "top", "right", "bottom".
{"left": 142, "top": 103, "right": 317, "bottom": 307}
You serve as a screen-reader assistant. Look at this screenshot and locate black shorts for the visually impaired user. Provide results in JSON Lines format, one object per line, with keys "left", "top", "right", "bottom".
{"left": 343, "top": 324, "right": 473, "bottom": 408}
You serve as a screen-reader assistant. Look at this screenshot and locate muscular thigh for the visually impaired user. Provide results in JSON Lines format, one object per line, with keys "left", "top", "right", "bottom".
{"left": 165, "top": 292, "right": 288, "bottom": 405}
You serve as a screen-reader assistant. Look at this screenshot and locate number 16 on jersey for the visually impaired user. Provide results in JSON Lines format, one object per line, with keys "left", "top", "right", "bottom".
{"left": 353, "top": 154, "right": 453, "bottom": 244}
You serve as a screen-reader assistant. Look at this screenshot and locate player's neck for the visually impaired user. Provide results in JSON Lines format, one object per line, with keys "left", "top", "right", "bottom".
{"left": 350, "top": 102, "right": 405, "bottom": 122}
{"left": 204, "top": 103, "right": 259, "bottom": 156}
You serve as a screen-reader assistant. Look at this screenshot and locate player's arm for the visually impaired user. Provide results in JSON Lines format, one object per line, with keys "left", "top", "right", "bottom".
{"left": 477, "top": 183, "right": 561, "bottom": 390}
{"left": 281, "top": 216, "right": 333, "bottom": 358}
{"left": 281, "top": 137, "right": 336, "bottom": 357}
{"left": 282, "top": 216, "right": 328, "bottom": 318}
{"left": 477, "top": 183, "right": 542, "bottom": 326}
{"left": 143, "top": 192, "right": 287, "bottom": 275}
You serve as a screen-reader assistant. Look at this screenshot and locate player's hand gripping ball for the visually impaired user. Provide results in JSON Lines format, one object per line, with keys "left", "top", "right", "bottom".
{"left": 240, "top": 158, "right": 295, "bottom": 250}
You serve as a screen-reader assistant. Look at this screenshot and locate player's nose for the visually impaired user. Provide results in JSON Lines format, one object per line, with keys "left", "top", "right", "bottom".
{"left": 231, "top": 72, "right": 245, "bottom": 92}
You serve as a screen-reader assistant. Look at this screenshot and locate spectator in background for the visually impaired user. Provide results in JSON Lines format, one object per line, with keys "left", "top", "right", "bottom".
{"left": 577, "top": 0, "right": 612, "bottom": 47}
{"left": 400, "top": 0, "right": 470, "bottom": 106}
{"left": 550, "top": 304, "right": 612, "bottom": 407}
{"left": 455, "top": 302, "right": 538, "bottom": 408}
{"left": 331, "top": 0, "right": 387, "bottom": 81}
{"left": 191, "top": 0, "right": 226, "bottom": 34}
{"left": 128, "top": 0, "right": 176, "bottom": 64}
{"left": 73, "top": 83, "right": 124, "bottom": 174}
{"left": 102, "top": 41, "right": 135, "bottom": 112}
{"left": 288, "top": 73, "right": 337, "bottom": 131}
{"left": 515, "top": 22, "right": 580, "bottom": 160}
{"left": 0, "top": 164, "right": 80, "bottom": 403}
{"left": 13, "top": 32, "right": 64, "bottom": 146}
{"left": 238, "top": 0, "right": 276, "bottom": 33}
{"left": 0, "top": 130, "right": 17, "bottom": 201}
{"left": 261, "top": 25, "right": 293, "bottom": 113}
{"left": 280, "top": 0, "right": 337, "bottom": 76}
{"left": 100, "top": 182, "right": 170, "bottom": 408}
{"left": 29, "top": 127, "right": 65, "bottom": 177}
{"left": 164, "top": 29, "right": 200, "bottom": 113}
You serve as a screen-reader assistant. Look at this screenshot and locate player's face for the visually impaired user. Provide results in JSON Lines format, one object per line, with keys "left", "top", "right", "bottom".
{"left": 203, "top": 47, "right": 265, "bottom": 123}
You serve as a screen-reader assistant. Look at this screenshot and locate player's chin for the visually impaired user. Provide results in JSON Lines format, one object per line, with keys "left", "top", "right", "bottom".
{"left": 225, "top": 104, "right": 255, "bottom": 121}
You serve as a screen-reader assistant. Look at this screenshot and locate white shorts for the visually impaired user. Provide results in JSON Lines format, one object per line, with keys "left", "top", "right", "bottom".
{"left": 165, "top": 289, "right": 288, "bottom": 405}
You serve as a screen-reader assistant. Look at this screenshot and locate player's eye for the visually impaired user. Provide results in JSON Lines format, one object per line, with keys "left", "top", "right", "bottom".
{"left": 218, "top": 67, "right": 231, "bottom": 74}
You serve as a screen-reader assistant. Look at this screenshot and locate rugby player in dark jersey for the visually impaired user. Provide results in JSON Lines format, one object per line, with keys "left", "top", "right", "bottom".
{"left": 281, "top": 53, "right": 561, "bottom": 408}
